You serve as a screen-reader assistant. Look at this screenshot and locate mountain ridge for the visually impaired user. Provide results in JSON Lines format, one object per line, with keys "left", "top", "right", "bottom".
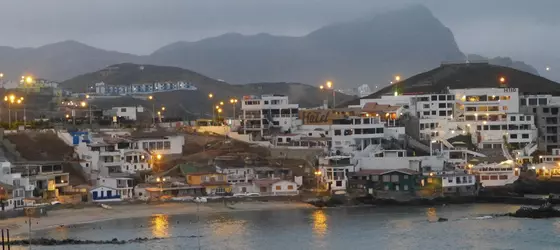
{"left": 0, "top": 5, "right": 545, "bottom": 87}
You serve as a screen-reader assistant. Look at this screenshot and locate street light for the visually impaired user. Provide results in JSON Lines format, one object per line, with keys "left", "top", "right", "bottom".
{"left": 208, "top": 93, "right": 213, "bottom": 99}
{"left": 25, "top": 76, "right": 33, "bottom": 84}
{"left": 230, "top": 98, "right": 238, "bottom": 119}
{"left": 80, "top": 101, "right": 87, "bottom": 107}
{"left": 319, "top": 85, "right": 324, "bottom": 90}
{"left": 324, "top": 81, "right": 335, "bottom": 108}
{"left": 314, "top": 170, "right": 322, "bottom": 192}
{"left": 156, "top": 154, "right": 162, "bottom": 160}
{"left": 161, "top": 107, "right": 166, "bottom": 111}
{"left": 219, "top": 101, "right": 224, "bottom": 106}
{"left": 148, "top": 96, "right": 155, "bottom": 125}
{"left": 395, "top": 75, "right": 401, "bottom": 82}
{"left": 499, "top": 77, "right": 506, "bottom": 83}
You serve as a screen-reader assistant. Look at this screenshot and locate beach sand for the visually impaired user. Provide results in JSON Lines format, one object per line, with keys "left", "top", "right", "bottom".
{"left": 0, "top": 201, "right": 313, "bottom": 237}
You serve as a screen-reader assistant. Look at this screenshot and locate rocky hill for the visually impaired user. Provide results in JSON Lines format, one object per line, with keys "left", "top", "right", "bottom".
{"left": 60, "top": 63, "right": 353, "bottom": 118}
{"left": 343, "top": 63, "right": 560, "bottom": 106}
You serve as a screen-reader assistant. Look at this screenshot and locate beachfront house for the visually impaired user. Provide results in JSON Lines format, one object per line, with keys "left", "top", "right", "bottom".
{"left": 185, "top": 172, "right": 231, "bottom": 196}
{"left": 90, "top": 186, "right": 122, "bottom": 202}
{"left": 421, "top": 171, "right": 478, "bottom": 196}
{"left": 349, "top": 169, "right": 420, "bottom": 194}
{"left": 253, "top": 179, "right": 299, "bottom": 196}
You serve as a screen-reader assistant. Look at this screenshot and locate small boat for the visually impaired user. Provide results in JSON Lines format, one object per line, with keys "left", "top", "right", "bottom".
{"left": 101, "top": 204, "right": 112, "bottom": 209}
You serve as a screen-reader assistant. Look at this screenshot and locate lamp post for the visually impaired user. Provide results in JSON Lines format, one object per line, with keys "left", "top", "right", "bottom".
{"left": 230, "top": 98, "right": 238, "bottom": 119}
{"left": 208, "top": 93, "right": 214, "bottom": 120}
{"left": 148, "top": 95, "right": 155, "bottom": 125}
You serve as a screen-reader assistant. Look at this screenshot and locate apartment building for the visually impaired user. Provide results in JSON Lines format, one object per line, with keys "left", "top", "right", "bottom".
{"left": 520, "top": 95, "right": 560, "bottom": 153}
{"left": 240, "top": 94, "right": 301, "bottom": 138}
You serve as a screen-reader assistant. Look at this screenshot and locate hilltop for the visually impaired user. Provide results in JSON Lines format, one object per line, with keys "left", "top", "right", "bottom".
{"left": 60, "top": 63, "right": 353, "bottom": 117}
{"left": 343, "top": 63, "right": 560, "bottom": 106}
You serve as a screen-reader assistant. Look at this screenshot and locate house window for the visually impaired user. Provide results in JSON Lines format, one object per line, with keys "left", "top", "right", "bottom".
{"left": 164, "top": 141, "right": 171, "bottom": 149}
{"left": 334, "top": 130, "right": 341, "bottom": 136}
{"left": 382, "top": 175, "right": 390, "bottom": 182}
{"left": 391, "top": 175, "right": 399, "bottom": 182}
{"left": 275, "top": 186, "right": 281, "bottom": 190}
{"left": 403, "top": 185, "right": 409, "bottom": 191}
{"left": 403, "top": 175, "right": 408, "bottom": 180}
{"left": 384, "top": 185, "right": 389, "bottom": 190}
{"left": 121, "top": 108, "right": 126, "bottom": 112}
{"left": 287, "top": 185, "right": 294, "bottom": 190}
{"left": 336, "top": 181, "right": 342, "bottom": 187}
{"left": 371, "top": 175, "right": 379, "bottom": 181}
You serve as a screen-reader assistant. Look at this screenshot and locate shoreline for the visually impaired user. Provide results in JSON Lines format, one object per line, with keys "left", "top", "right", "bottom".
{"left": 0, "top": 201, "right": 314, "bottom": 237}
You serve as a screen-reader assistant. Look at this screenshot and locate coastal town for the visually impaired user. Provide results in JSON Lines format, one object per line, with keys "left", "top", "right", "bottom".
{"left": 0, "top": 61, "right": 556, "bottom": 217}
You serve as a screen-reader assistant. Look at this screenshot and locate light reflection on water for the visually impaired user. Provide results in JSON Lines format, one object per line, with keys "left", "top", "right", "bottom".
{"left": 26, "top": 204, "right": 560, "bottom": 250}
{"left": 151, "top": 214, "right": 169, "bottom": 238}
{"left": 312, "top": 209, "right": 328, "bottom": 238}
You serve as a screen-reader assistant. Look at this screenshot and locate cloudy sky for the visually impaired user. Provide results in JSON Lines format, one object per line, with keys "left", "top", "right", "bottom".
{"left": 1, "top": 0, "right": 558, "bottom": 68}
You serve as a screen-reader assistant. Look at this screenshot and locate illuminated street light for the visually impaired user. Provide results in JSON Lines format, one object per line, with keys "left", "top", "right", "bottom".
{"left": 65, "top": 114, "right": 70, "bottom": 118}
{"left": 546, "top": 67, "right": 551, "bottom": 71}
{"left": 86, "top": 95, "right": 90, "bottom": 99}
{"left": 208, "top": 93, "right": 213, "bottom": 99}
{"left": 499, "top": 77, "right": 506, "bottom": 83}
{"left": 148, "top": 95, "right": 153, "bottom": 100}
{"left": 326, "top": 81, "right": 333, "bottom": 89}
{"left": 161, "top": 107, "right": 166, "bottom": 111}
{"left": 25, "top": 76, "right": 33, "bottom": 84}
{"left": 156, "top": 154, "right": 162, "bottom": 160}
{"left": 215, "top": 105, "right": 220, "bottom": 110}
{"left": 319, "top": 85, "right": 324, "bottom": 90}
{"left": 80, "top": 101, "right": 87, "bottom": 107}
{"left": 0, "top": 73, "right": 3, "bottom": 78}
{"left": 218, "top": 108, "right": 222, "bottom": 113}
{"left": 219, "top": 101, "right": 224, "bottom": 106}
{"left": 395, "top": 75, "right": 401, "bottom": 81}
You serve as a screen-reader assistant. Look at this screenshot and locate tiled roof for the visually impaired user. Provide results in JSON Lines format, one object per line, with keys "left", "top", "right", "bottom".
{"left": 353, "top": 168, "right": 419, "bottom": 176}
{"left": 362, "top": 102, "right": 401, "bottom": 113}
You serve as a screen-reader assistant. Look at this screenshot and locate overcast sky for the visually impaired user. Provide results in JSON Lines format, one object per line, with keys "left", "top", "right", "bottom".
{"left": 1, "top": 0, "right": 558, "bottom": 68}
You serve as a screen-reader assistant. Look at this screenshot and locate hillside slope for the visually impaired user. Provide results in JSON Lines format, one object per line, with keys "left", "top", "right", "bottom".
{"left": 343, "top": 63, "right": 560, "bottom": 106}
{"left": 60, "top": 64, "right": 353, "bottom": 118}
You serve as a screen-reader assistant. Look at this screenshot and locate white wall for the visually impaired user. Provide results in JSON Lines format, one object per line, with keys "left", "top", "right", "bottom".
{"left": 271, "top": 181, "right": 299, "bottom": 195}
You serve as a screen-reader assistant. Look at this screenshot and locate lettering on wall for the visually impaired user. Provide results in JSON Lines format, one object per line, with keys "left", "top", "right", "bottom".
{"left": 503, "top": 88, "right": 517, "bottom": 93}
{"left": 300, "top": 110, "right": 331, "bottom": 124}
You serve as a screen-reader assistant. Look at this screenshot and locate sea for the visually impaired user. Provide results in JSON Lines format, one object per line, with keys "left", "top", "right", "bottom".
{"left": 11, "top": 204, "right": 560, "bottom": 250}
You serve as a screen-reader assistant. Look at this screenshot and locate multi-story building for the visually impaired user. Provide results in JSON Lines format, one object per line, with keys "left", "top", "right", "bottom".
{"left": 520, "top": 95, "right": 560, "bottom": 153}
{"left": 103, "top": 106, "right": 144, "bottom": 121}
{"left": 10, "top": 162, "right": 69, "bottom": 197}
{"left": 359, "top": 87, "right": 537, "bottom": 150}
{"left": 240, "top": 94, "right": 301, "bottom": 138}
{"left": 296, "top": 104, "right": 405, "bottom": 154}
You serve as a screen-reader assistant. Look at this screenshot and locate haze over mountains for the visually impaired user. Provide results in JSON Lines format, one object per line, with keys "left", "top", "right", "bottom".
{"left": 0, "top": 5, "right": 547, "bottom": 88}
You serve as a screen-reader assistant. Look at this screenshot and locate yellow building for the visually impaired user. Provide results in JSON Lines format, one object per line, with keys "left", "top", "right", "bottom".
{"left": 186, "top": 172, "right": 231, "bottom": 196}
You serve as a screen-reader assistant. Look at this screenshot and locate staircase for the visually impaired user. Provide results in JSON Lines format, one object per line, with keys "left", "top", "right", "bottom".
{"left": 404, "top": 135, "right": 431, "bottom": 153}
{"left": 501, "top": 142, "right": 514, "bottom": 161}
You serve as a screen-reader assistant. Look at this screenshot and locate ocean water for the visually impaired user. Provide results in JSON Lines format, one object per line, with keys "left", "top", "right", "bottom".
{"left": 11, "top": 204, "right": 560, "bottom": 250}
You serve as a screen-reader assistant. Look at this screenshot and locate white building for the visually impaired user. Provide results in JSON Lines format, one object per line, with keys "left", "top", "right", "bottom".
{"left": 359, "top": 87, "right": 537, "bottom": 150}
{"left": 0, "top": 160, "right": 34, "bottom": 209}
{"left": 90, "top": 186, "right": 122, "bottom": 202}
{"left": 104, "top": 106, "right": 144, "bottom": 121}
{"left": 317, "top": 156, "right": 355, "bottom": 193}
{"left": 240, "top": 94, "right": 301, "bottom": 138}
{"left": 96, "top": 176, "right": 134, "bottom": 199}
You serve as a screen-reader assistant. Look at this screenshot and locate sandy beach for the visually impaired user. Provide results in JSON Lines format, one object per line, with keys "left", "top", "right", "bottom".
{"left": 0, "top": 201, "right": 313, "bottom": 237}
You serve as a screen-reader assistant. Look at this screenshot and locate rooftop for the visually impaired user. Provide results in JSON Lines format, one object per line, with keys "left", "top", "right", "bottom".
{"left": 353, "top": 168, "right": 419, "bottom": 176}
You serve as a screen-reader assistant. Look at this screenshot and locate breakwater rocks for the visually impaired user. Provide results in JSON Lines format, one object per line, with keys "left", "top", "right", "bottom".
{"left": 9, "top": 236, "right": 200, "bottom": 246}
{"left": 510, "top": 206, "right": 560, "bottom": 219}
